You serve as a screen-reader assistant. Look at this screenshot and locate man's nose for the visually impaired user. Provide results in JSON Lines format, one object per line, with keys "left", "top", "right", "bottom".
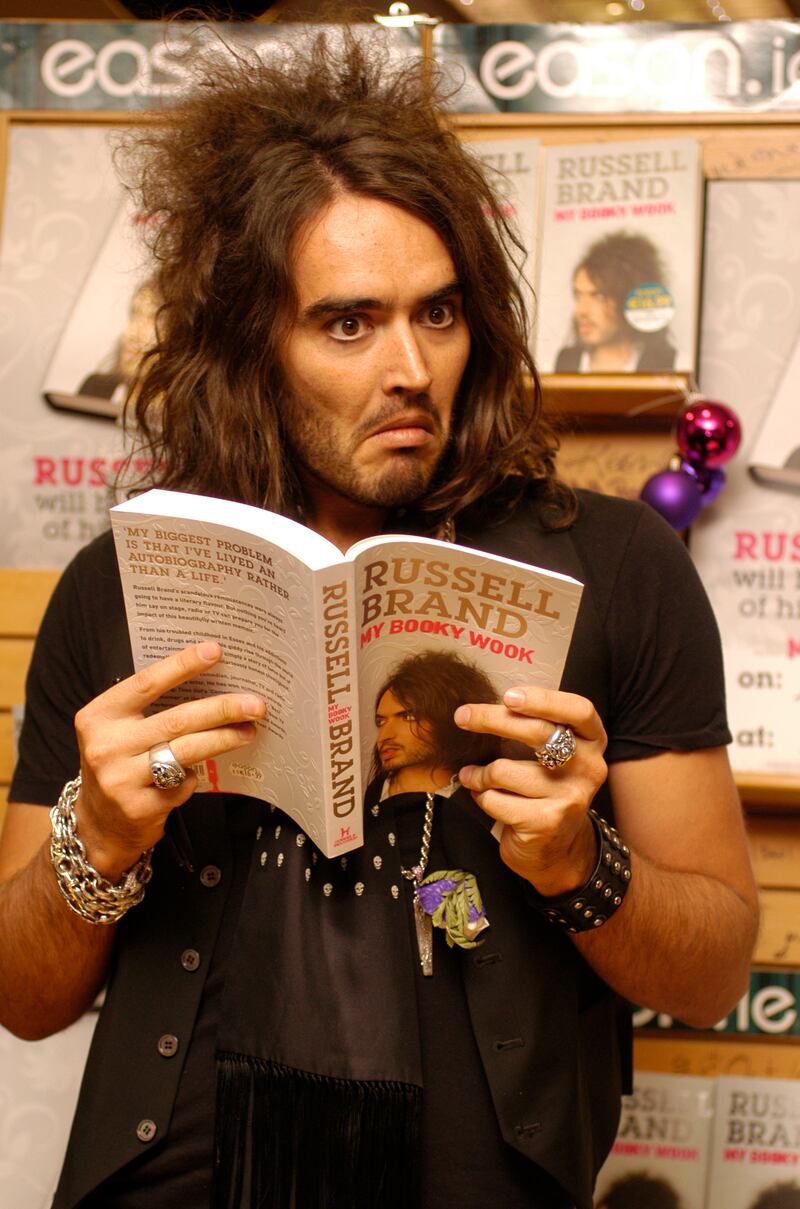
{"left": 382, "top": 324, "right": 433, "bottom": 396}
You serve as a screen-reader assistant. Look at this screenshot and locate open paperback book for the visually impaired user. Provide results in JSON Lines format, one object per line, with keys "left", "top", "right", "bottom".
{"left": 111, "top": 489, "right": 583, "bottom": 857}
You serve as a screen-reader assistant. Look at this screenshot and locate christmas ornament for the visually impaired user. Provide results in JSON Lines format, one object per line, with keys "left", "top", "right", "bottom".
{"left": 640, "top": 395, "right": 742, "bottom": 529}
{"left": 676, "top": 401, "right": 742, "bottom": 468}
{"left": 641, "top": 469, "right": 704, "bottom": 529}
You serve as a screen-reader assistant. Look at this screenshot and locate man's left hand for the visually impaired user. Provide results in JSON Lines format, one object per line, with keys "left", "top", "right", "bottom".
{"left": 454, "top": 686, "right": 607, "bottom": 897}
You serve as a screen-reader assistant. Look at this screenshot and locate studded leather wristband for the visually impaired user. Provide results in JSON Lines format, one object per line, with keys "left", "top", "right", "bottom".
{"left": 528, "top": 809, "right": 632, "bottom": 933}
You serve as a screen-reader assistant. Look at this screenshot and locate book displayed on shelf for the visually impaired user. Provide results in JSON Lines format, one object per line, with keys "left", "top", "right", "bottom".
{"left": 461, "top": 135, "right": 540, "bottom": 344}
{"left": 749, "top": 328, "right": 800, "bottom": 492}
{"left": 40, "top": 198, "right": 155, "bottom": 423}
{"left": 594, "top": 1072, "right": 716, "bottom": 1209}
{"left": 706, "top": 1075, "right": 800, "bottom": 1209}
{"left": 110, "top": 489, "right": 583, "bottom": 858}
{"left": 535, "top": 136, "right": 703, "bottom": 377}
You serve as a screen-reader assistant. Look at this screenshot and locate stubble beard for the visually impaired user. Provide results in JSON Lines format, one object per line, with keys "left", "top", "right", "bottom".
{"left": 282, "top": 392, "right": 449, "bottom": 510}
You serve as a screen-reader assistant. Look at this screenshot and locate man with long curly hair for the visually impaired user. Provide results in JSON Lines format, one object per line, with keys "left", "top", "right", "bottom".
{"left": 1, "top": 29, "right": 757, "bottom": 1209}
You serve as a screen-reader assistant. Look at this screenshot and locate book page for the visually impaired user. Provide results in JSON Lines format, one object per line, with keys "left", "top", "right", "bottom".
{"left": 111, "top": 504, "right": 333, "bottom": 850}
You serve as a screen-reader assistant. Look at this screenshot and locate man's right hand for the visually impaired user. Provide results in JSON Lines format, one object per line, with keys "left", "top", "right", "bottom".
{"left": 74, "top": 640, "right": 267, "bottom": 879}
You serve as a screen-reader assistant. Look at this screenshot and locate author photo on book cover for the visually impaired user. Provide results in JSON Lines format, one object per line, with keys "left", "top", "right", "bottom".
{"left": 555, "top": 231, "right": 678, "bottom": 374}
{"left": 0, "top": 24, "right": 758, "bottom": 1209}
{"left": 370, "top": 649, "right": 500, "bottom": 793}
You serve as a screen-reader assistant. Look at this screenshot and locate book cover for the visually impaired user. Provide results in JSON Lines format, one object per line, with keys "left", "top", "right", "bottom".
{"left": 594, "top": 1072, "right": 716, "bottom": 1209}
{"left": 110, "top": 489, "right": 582, "bottom": 858}
{"left": 707, "top": 1075, "right": 800, "bottom": 1209}
{"left": 461, "top": 135, "right": 540, "bottom": 343}
{"left": 749, "top": 329, "right": 800, "bottom": 492}
{"left": 40, "top": 197, "right": 155, "bottom": 422}
{"left": 535, "top": 136, "right": 702, "bottom": 376}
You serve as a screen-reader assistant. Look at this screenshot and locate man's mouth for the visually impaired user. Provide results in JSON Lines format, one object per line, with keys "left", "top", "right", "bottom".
{"left": 367, "top": 412, "right": 437, "bottom": 449}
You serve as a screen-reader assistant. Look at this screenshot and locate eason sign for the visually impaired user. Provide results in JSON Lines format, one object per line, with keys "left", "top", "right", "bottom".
{"left": 433, "top": 20, "right": 800, "bottom": 113}
{"left": 0, "top": 22, "right": 419, "bottom": 111}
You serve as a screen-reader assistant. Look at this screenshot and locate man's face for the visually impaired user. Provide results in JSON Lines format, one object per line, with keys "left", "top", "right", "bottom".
{"left": 375, "top": 689, "right": 437, "bottom": 775}
{"left": 572, "top": 266, "right": 624, "bottom": 348}
{"left": 280, "top": 194, "right": 471, "bottom": 511}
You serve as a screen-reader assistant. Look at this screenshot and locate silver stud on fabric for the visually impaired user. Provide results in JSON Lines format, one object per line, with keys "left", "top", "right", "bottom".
{"left": 391, "top": 885, "right": 400, "bottom": 899}
{"left": 388, "top": 833, "right": 396, "bottom": 847}
{"left": 355, "top": 882, "right": 365, "bottom": 896}
{"left": 373, "top": 856, "right": 382, "bottom": 870}
{"left": 323, "top": 883, "right": 333, "bottom": 896}
{"left": 260, "top": 852, "right": 268, "bottom": 867}
{"left": 305, "top": 868, "right": 311, "bottom": 882}
{"left": 277, "top": 853, "right": 284, "bottom": 867}
{"left": 296, "top": 834, "right": 306, "bottom": 847}
{"left": 274, "top": 825, "right": 282, "bottom": 839}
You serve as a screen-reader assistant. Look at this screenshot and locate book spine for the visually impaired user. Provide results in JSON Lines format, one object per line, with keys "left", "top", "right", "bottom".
{"left": 314, "top": 564, "right": 363, "bottom": 856}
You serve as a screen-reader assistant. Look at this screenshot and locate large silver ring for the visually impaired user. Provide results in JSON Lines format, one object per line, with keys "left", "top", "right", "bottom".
{"left": 148, "top": 742, "right": 187, "bottom": 790}
{"left": 533, "top": 725, "right": 577, "bottom": 770}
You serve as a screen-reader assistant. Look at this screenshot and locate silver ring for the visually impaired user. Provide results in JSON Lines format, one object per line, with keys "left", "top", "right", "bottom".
{"left": 533, "top": 725, "right": 576, "bottom": 770}
{"left": 148, "top": 742, "right": 187, "bottom": 790}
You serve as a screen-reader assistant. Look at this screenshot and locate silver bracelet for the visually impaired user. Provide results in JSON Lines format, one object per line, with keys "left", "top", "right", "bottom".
{"left": 49, "top": 774, "right": 153, "bottom": 926}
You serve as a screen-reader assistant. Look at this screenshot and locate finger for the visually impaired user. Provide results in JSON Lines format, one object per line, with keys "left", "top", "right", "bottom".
{"left": 140, "top": 720, "right": 260, "bottom": 784}
{"left": 96, "top": 642, "right": 225, "bottom": 719}
{"left": 503, "top": 687, "right": 605, "bottom": 743}
{"left": 139, "top": 691, "right": 267, "bottom": 751}
{"left": 459, "top": 756, "right": 550, "bottom": 798}
{"left": 454, "top": 692, "right": 605, "bottom": 746}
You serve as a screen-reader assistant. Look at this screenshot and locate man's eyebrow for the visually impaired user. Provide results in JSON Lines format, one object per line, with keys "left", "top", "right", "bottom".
{"left": 301, "top": 280, "right": 463, "bottom": 322}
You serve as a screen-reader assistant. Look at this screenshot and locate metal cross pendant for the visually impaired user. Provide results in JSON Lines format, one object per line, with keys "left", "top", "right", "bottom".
{"left": 412, "top": 886, "right": 433, "bottom": 976}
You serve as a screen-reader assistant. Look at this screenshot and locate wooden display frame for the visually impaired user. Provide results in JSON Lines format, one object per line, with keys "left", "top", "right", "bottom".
{"left": 3, "top": 80, "right": 800, "bottom": 822}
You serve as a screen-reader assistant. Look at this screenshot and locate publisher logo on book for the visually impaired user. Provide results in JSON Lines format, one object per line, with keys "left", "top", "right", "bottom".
{"left": 334, "top": 825, "right": 359, "bottom": 849}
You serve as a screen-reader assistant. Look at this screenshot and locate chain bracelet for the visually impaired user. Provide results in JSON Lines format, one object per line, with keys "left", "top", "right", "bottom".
{"left": 49, "top": 774, "right": 153, "bottom": 926}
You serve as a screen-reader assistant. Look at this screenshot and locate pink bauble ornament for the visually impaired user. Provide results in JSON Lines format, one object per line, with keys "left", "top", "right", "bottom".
{"left": 641, "top": 469, "right": 703, "bottom": 529}
{"left": 676, "top": 400, "right": 742, "bottom": 468}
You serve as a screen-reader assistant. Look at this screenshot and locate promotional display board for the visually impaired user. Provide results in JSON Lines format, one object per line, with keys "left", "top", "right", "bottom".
{"left": 690, "top": 180, "right": 800, "bottom": 777}
{"left": 0, "top": 124, "right": 136, "bottom": 567}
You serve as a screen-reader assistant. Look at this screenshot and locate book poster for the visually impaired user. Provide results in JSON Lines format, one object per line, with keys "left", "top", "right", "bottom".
{"left": 594, "top": 1072, "right": 716, "bottom": 1209}
{"left": 535, "top": 136, "right": 701, "bottom": 375}
{"left": 690, "top": 181, "right": 800, "bottom": 776}
{"left": 0, "top": 124, "right": 152, "bottom": 568}
{"left": 707, "top": 1075, "right": 800, "bottom": 1208}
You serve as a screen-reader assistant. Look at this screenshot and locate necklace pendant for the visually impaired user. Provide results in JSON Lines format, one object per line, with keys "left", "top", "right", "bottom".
{"left": 412, "top": 889, "right": 434, "bottom": 976}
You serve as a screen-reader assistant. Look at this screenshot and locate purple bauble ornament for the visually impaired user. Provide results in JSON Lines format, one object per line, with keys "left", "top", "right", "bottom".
{"left": 641, "top": 469, "right": 703, "bottom": 529}
{"left": 676, "top": 400, "right": 742, "bottom": 468}
{"left": 680, "top": 460, "right": 726, "bottom": 506}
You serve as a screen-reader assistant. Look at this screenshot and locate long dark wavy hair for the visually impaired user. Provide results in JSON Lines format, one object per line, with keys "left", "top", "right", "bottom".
{"left": 119, "top": 29, "right": 576, "bottom": 530}
{"left": 368, "top": 649, "right": 501, "bottom": 783}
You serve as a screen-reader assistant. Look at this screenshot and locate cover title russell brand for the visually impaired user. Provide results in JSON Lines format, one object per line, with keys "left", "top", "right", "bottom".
{"left": 322, "top": 580, "right": 355, "bottom": 820}
{"left": 360, "top": 556, "right": 561, "bottom": 639}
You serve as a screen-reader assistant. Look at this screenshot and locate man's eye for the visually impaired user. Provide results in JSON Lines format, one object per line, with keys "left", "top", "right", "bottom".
{"left": 422, "top": 302, "right": 455, "bottom": 328}
{"left": 329, "top": 316, "right": 367, "bottom": 341}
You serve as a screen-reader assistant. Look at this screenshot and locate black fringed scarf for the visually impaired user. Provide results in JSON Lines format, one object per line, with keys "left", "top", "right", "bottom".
{"left": 213, "top": 793, "right": 432, "bottom": 1209}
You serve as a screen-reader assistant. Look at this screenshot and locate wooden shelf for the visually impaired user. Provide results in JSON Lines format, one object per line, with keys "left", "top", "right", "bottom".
{"left": 541, "top": 373, "right": 691, "bottom": 429}
{"left": 738, "top": 772, "right": 800, "bottom": 812}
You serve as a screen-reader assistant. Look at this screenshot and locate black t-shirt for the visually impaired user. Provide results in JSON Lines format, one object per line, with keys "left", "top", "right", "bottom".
{"left": 11, "top": 490, "right": 731, "bottom": 1208}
